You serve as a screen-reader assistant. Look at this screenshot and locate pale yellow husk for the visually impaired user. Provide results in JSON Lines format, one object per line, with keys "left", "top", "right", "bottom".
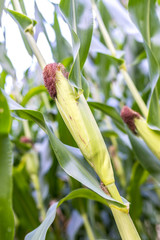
{"left": 135, "top": 118, "right": 160, "bottom": 160}
{"left": 55, "top": 70, "right": 114, "bottom": 185}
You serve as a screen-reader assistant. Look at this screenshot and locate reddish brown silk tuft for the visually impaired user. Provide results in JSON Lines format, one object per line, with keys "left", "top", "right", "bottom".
{"left": 43, "top": 63, "right": 68, "bottom": 99}
{"left": 120, "top": 106, "right": 141, "bottom": 134}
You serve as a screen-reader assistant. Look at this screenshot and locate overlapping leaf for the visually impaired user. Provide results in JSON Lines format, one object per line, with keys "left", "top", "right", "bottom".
{"left": 59, "top": 0, "right": 93, "bottom": 95}
{"left": 25, "top": 188, "right": 110, "bottom": 240}
{"left": 4, "top": 90, "right": 126, "bottom": 208}
{"left": 52, "top": 10, "right": 73, "bottom": 68}
{"left": 5, "top": 8, "right": 36, "bottom": 56}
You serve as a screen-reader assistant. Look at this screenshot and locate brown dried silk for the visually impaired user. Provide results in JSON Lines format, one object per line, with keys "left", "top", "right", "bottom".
{"left": 43, "top": 63, "right": 68, "bottom": 99}
{"left": 121, "top": 106, "right": 141, "bottom": 134}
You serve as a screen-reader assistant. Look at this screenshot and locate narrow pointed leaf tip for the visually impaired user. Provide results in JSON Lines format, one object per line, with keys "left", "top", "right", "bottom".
{"left": 121, "top": 106, "right": 141, "bottom": 134}
{"left": 43, "top": 63, "right": 69, "bottom": 99}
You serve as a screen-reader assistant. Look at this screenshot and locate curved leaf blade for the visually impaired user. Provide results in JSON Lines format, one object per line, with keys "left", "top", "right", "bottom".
{"left": 0, "top": 89, "right": 14, "bottom": 239}
{"left": 6, "top": 9, "right": 36, "bottom": 31}
{"left": 21, "top": 85, "right": 47, "bottom": 107}
{"left": 126, "top": 127, "right": 160, "bottom": 183}
{"left": 25, "top": 188, "right": 114, "bottom": 240}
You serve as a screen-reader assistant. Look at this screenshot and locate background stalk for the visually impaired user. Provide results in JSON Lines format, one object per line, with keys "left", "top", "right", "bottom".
{"left": 80, "top": 207, "right": 95, "bottom": 240}
{"left": 120, "top": 67, "right": 148, "bottom": 118}
{"left": 92, "top": 0, "right": 148, "bottom": 118}
{"left": 91, "top": 0, "right": 116, "bottom": 56}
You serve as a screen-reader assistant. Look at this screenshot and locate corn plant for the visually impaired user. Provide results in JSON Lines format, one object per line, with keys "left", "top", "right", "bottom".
{"left": 0, "top": 0, "right": 160, "bottom": 239}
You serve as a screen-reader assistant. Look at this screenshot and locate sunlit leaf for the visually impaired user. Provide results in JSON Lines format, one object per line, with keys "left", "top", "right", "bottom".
{"left": 6, "top": 9, "right": 36, "bottom": 31}
{"left": 52, "top": 10, "right": 73, "bottom": 67}
{"left": 59, "top": 0, "right": 93, "bottom": 97}
{"left": 6, "top": 8, "right": 36, "bottom": 56}
{"left": 60, "top": 0, "right": 93, "bottom": 70}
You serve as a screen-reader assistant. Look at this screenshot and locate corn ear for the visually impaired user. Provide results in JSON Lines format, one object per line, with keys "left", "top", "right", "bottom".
{"left": 121, "top": 106, "right": 160, "bottom": 160}
{"left": 134, "top": 118, "right": 160, "bottom": 159}
{"left": 43, "top": 63, "right": 115, "bottom": 186}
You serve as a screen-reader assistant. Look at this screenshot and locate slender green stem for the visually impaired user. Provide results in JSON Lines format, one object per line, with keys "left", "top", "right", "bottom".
{"left": 91, "top": 0, "right": 116, "bottom": 56}
{"left": 13, "top": 0, "right": 46, "bottom": 69}
{"left": 41, "top": 92, "right": 51, "bottom": 111}
{"left": 79, "top": 200, "right": 95, "bottom": 240}
{"left": 25, "top": 32, "right": 46, "bottom": 70}
{"left": 31, "top": 174, "right": 46, "bottom": 220}
{"left": 120, "top": 67, "right": 148, "bottom": 118}
{"left": 22, "top": 120, "right": 32, "bottom": 139}
{"left": 92, "top": 0, "right": 148, "bottom": 118}
{"left": 81, "top": 210, "right": 95, "bottom": 240}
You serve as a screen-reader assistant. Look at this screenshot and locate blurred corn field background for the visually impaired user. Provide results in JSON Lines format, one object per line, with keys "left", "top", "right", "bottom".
{"left": 0, "top": 0, "right": 160, "bottom": 239}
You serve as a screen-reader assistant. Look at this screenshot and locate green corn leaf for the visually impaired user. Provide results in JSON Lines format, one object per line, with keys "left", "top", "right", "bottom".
{"left": 128, "top": 0, "right": 160, "bottom": 129}
{"left": 13, "top": 160, "right": 40, "bottom": 236}
{"left": 60, "top": 0, "right": 93, "bottom": 70}
{"left": 5, "top": 9, "right": 36, "bottom": 31}
{"left": 4, "top": 90, "right": 126, "bottom": 208}
{"left": 6, "top": 8, "right": 36, "bottom": 56}
{"left": 59, "top": 0, "right": 93, "bottom": 96}
{"left": 21, "top": 85, "right": 46, "bottom": 107}
{"left": 128, "top": 162, "right": 148, "bottom": 221}
{"left": 0, "top": 89, "right": 14, "bottom": 239}
{"left": 90, "top": 36, "right": 124, "bottom": 66}
{"left": 52, "top": 9, "right": 73, "bottom": 67}
{"left": 88, "top": 101, "right": 125, "bottom": 132}
{"left": 126, "top": 127, "right": 160, "bottom": 183}
{"left": 25, "top": 188, "right": 116, "bottom": 240}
